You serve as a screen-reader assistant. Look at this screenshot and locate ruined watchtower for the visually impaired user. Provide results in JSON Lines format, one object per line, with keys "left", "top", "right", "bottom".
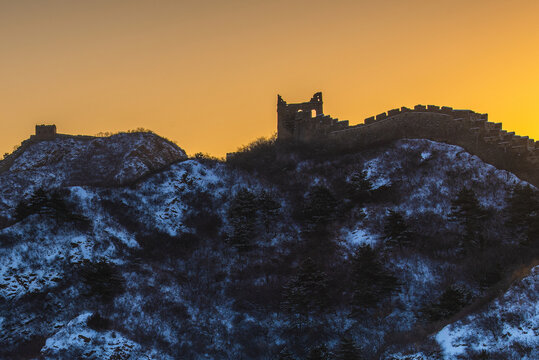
{"left": 277, "top": 92, "right": 324, "bottom": 140}
{"left": 277, "top": 92, "right": 349, "bottom": 141}
{"left": 34, "top": 125, "right": 57, "bottom": 140}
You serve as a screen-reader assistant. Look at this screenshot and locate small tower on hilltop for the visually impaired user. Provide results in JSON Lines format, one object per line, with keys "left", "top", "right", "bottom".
{"left": 34, "top": 124, "right": 57, "bottom": 140}
{"left": 277, "top": 92, "right": 324, "bottom": 140}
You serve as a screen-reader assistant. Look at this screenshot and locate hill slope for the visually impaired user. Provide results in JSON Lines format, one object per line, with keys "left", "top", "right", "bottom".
{"left": 0, "top": 137, "right": 537, "bottom": 359}
{"left": 0, "top": 132, "right": 187, "bottom": 222}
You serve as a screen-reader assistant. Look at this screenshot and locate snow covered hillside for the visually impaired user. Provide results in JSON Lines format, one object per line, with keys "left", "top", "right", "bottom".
{"left": 0, "top": 132, "right": 187, "bottom": 221}
{"left": 0, "top": 137, "right": 537, "bottom": 359}
{"left": 436, "top": 264, "right": 538, "bottom": 359}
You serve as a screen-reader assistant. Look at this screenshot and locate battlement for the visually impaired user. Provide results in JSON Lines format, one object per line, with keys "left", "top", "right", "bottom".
{"left": 275, "top": 93, "right": 538, "bottom": 186}
{"left": 32, "top": 124, "right": 57, "bottom": 140}
{"left": 277, "top": 92, "right": 349, "bottom": 141}
{"left": 361, "top": 104, "right": 488, "bottom": 125}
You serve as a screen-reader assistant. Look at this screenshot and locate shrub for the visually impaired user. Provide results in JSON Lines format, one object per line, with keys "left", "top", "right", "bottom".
{"left": 450, "top": 188, "right": 488, "bottom": 250}
{"left": 80, "top": 260, "right": 125, "bottom": 303}
{"left": 193, "top": 152, "right": 223, "bottom": 164}
{"left": 87, "top": 312, "right": 111, "bottom": 331}
{"left": 349, "top": 245, "right": 400, "bottom": 313}
{"left": 1, "top": 335, "right": 46, "bottom": 359}
{"left": 421, "top": 285, "right": 472, "bottom": 322}
{"left": 383, "top": 209, "right": 413, "bottom": 249}
{"left": 505, "top": 185, "right": 539, "bottom": 246}
{"left": 183, "top": 191, "right": 223, "bottom": 239}
{"left": 301, "top": 186, "right": 338, "bottom": 226}
{"left": 14, "top": 187, "right": 88, "bottom": 225}
{"left": 306, "top": 344, "right": 331, "bottom": 360}
{"left": 101, "top": 199, "right": 145, "bottom": 234}
{"left": 136, "top": 231, "right": 199, "bottom": 260}
{"left": 281, "top": 257, "right": 329, "bottom": 318}
{"left": 227, "top": 188, "right": 260, "bottom": 251}
{"left": 335, "top": 336, "right": 364, "bottom": 360}
{"left": 227, "top": 136, "right": 278, "bottom": 172}
{"left": 344, "top": 170, "right": 373, "bottom": 202}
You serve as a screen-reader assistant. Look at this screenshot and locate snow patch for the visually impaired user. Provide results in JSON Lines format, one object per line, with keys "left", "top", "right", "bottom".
{"left": 341, "top": 227, "right": 379, "bottom": 249}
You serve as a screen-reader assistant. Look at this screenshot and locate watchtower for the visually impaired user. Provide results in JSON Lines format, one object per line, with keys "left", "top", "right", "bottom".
{"left": 277, "top": 92, "right": 323, "bottom": 140}
{"left": 34, "top": 125, "right": 57, "bottom": 140}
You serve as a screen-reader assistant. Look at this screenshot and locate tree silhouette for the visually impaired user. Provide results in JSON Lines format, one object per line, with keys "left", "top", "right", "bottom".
{"left": 422, "top": 285, "right": 472, "bottom": 322}
{"left": 350, "top": 245, "right": 399, "bottom": 314}
{"left": 80, "top": 260, "right": 125, "bottom": 303}
{"left": 383, "top": 209, "right": 412, "bottom": 249}
{"left": 335, "top": 336, "right": 363, "bottom": 360}
{"left": 450, "top": 188, "right": 487, "bottom": 250}
{"left": 303, "top": 185, "right": 339, "bottom": 226}
{"left": 277, "top": 348, "right": 296, "bottom": 360}
{"left": 306, "top": 344, "right": 331, "bottom": 360}
{"left": 506, "top": 185, "right": 539, "bottom": 246}
{"left": 14, "top": 187, "right": 86, "bottom": 224}
{"left": 227, "top": 188, "right": 259, "bottom": 251}
{"left": 282, "top": 257, "right": 329, "bottom": 321}
{"left": 258, "top": 190, "right": 281, "bottom": 232}
{"left": 345, "top": 170, "right": 373, "bottom": 202}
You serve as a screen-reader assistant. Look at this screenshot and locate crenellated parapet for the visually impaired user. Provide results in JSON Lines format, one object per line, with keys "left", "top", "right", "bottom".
{"left": 362, "top": 104, "right": 488, "bottom": 126}
{"left": 32, "top": 124, "right": 57, "bottom": 140}
{"left": 351, "top": 104, "right": 537, "bottom": 162}
{"left": 277, "top": 93, "right": 538, "bottom": 186}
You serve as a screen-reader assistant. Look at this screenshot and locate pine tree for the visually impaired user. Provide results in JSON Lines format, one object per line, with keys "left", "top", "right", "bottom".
{"left": 227, "top": 188, "right": 259, "bottom": 251}
{"left": 277, "top": 348, "right": 296, "bottom": 360}
{"left": 46, "top": 189, "right": 73, "bottom": 221}
{"left": 450, "top": 188, "right": 487, "bottom": 250}
{"left": 422, "top": 285, "right": 472, "bottom": 322}
{"left": 306, "top": 344, "right": 331, "bottom": 360}
{"left": 14, "top": 198, "right": 32, "bottom": 221}
{"left": 527, "top": 215, "right": 539, "bottom": 247}
{"left": 303, "top": 185, "right": 339, "bottom": 226}
{"left": 14, "top": 187, "right": 78, "bottom": 222}
{"left": 258, "top": 190, "right": 281, "bottom": 232}
{"left": 506, "top": 185, "right": 539, "bottom": 246}
{"left": 346, "top": 170, "right": 373, "bottom": 202}
{"left": 335, "top": 337, "right": 363, "bottom": 360}
{"left": 506, "top": 185, "right": 538, "bottom": 226}
{"left": 80, "top": 260, "right": 125, "bottom": 303}
{"left": 383, "top": 209, "right": 412, "bottom": 249}
{"left": 282, "top": 257, "right": 329, "bottom": 319}
{"left": 350, "top": 245, "right": 399, "bottom": 313}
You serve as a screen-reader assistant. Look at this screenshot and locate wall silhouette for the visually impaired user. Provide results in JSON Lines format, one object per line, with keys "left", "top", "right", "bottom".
{"left": 33, "top": 124, "right": 57, "bottom": 140}
{"left": 277, "top": 92, "right": 350, "bottom": 141}
{"left": 278, "top": 93, "right": 538, "bottom": 186}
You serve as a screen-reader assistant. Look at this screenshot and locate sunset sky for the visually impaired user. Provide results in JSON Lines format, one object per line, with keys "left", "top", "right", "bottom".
{"left": 2, "top": 0, "right": 539, "bottom": 157}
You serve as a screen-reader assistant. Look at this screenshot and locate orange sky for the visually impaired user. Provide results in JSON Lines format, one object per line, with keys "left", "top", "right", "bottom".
{"left": 2, "top": 0, "right": 539, "bottom": 157}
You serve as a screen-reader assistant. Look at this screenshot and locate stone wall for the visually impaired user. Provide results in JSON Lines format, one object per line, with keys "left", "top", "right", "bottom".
{"left": 277, "top": 92, "right": 354, "bottom": 142}
{"left": 329, "top": 107, "right": 538, "bottom": 186}
{"left": 33, "top": 124, "right": 57, "bottom": 140}
{"left": 280, "top": 96, "right": 538, "bottom": 186}
{"left": 277, "top": 92, "right": 325, "bottom": 140}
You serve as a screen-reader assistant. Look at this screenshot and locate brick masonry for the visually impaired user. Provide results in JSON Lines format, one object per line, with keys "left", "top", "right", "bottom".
{"left": 277, "top": 93, "right": 538, "bottom": 186}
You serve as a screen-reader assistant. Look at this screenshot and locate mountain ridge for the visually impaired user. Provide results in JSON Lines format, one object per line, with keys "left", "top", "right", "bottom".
{"left": 0, "top": 133, "right": 537, "bottom": 359}
{"left": 0, "top": 131, "right": 187, "bottom": 225}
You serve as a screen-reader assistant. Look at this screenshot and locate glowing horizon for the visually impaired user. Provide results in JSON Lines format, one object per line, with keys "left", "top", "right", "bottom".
{"left": 2, "top": 0, "right": 539, "bottom": 157}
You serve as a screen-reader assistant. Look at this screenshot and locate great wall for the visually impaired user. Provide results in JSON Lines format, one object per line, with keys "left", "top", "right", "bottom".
{"left": 2, "top": 99, "right": 538, "bottom": 187}
{"left": 0, "top": 125, "right": 96, "bottom": 173}
{"left": 277, "top": 92, "right": 538, "bottom": 186}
